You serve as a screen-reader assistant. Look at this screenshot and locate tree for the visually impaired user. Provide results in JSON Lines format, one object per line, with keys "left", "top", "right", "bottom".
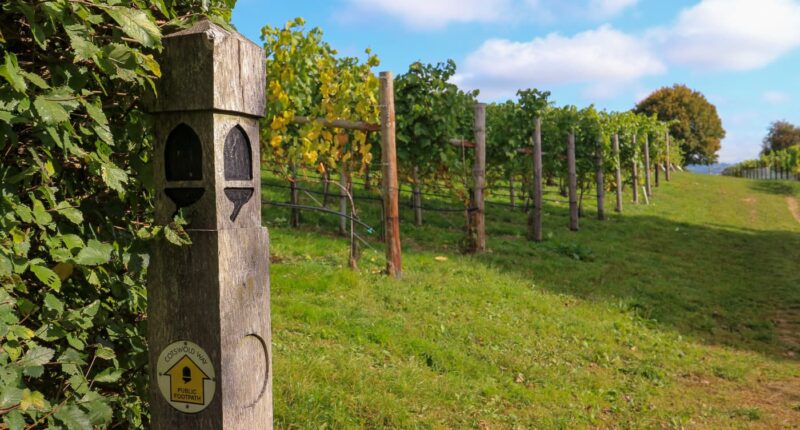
{"left": 762, "top": 120, "right": 800, "bottom": 154}
{"left": 635, "top": 84, "right": 725, "bottom": 165}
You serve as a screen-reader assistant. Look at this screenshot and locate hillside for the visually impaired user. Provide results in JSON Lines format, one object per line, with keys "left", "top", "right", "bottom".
{"left": 262, "top": 172, "right": 800, "bottom": 429}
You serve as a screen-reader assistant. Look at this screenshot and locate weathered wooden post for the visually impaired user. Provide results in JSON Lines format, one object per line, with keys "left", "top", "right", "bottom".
{"left": 380, "top": 72, "right": 402, "bottom": 278}
{"left": 567, "top": 132, "right": 579, "bottom": 231}
{"left": 632, "top": 135, "right": 639, "bottom": 204}
{"left": 473, "top": 103, "right": 487, "bottom": 251}
{"left": 148, "top": 21, "right": 272, "bottom": 429}
{"left": 644, "top": 134, "right": 652, "bottom": 198}
{"left": 509, "top": 175, "right": 516, "bottom": 208}
{"left": 289, "top": 167, "right": 300, "bottom": 228}
{"left": 595, "top": 140, "right": 605, "bottom": 221}
{"left": 665, "top": 132, "right": 672, "bottom": 182}
{"left": 614, "top": 133, "right": 623, "bottom": 213}
{"left": 530, "top": 117, "right": 543, "bottom": 242}
{"left": 655, "top": 152, "right": 661, "bottom": 187}
{"left": 412, "top": 165, "right": 423, "bottom": 226}
{"left": 338, "top": 167, "right": 349, "bottom": 236}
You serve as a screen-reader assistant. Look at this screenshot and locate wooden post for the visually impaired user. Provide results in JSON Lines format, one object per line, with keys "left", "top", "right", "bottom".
{"left": 148, "top": 21, "right": 272, "bottom": 429}
{"left": 632, "top": 135, "right": 639, "bottom": 204}
{"left": 655, "top": 155, "right": 660, "bottom": 187}
{"left": 567, "top": 132, "right": 579, "bottom": 231}
{"left": 613, "top": 133, "right": 623, "bottom": 213}
{"left": 338, "top": 167, "right": 348, "bottom": 236}
{"left": 322, "top": 171, "right": 330, "bottom": 206}
{"left": 595, "top": 140, "right": 605, "bottom": 221}
{"left": 412, "top": 165, "right": 422, "bottom": 226}
{"left": 473, "top": 103, "right": 487, "bottom": 252}
{"left": 665, "top": 132, "right": 672, "bottom": 182}
{"left": 289, "top": 168, "right": 300, "bottom": 228}
{"left": 509, "top": 175, "right": 516, "bottom": 209}
{"left": 380, "top": 72, "right": 402, "bottom": 278}
{"left": 644, "top": 134, "right": 652, "bottom": 198}
{"left": 530, "top": 117, "right": 543, "bottom": 242}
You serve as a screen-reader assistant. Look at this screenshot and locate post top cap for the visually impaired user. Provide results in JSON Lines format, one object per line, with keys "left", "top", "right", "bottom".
{"left": 149, "top": 19, "right": 266, "bottom": 117}
{"left": 166, "top": 19, "right": 259, "bottom": 49}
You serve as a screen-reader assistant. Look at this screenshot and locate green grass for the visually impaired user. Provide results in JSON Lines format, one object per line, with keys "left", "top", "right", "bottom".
{"left": 262, "top": 172, "right": 800, "bottom": 429}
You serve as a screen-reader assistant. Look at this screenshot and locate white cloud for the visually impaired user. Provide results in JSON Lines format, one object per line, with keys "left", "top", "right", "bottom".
{"left": 455, "top": 25, "right": 664, "bottom": 99}
{"left": 657, "top": 0, "right": 800, "bottom": 71}
{"left": 762, "top": 90, "right": 790, "bottom": 104}
{"left": 344, "top": 0, "right": 513, "bottom": 28}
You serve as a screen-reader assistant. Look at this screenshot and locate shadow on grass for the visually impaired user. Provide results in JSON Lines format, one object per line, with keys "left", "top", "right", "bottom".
{"left": 262, "top": 176, "right": 800, "bottom": 361}
{"left": 747, "top": 180, "right": 800, "bottom": 196}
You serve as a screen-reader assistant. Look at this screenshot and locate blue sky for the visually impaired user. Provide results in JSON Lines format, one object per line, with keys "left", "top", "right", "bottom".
{"left": 232, "top": 0, "right": 800, "bottom": 163}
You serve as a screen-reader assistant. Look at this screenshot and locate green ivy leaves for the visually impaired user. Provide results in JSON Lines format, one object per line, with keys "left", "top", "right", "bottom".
{"left": 105, "top": 8, "right": 162, "bottom": 49}
{"left": 0, "top": 1, "right": 236, "bottom": 428}
{"left": 0, "top": 53, "right": 26, "bottom": 93}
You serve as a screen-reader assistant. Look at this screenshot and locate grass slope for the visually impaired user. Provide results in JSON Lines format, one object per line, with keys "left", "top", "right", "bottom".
{"left": 262, "top": 172, "right": 800, "bottom": 429}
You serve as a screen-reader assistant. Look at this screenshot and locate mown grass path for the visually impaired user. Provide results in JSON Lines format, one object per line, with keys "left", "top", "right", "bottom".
{"left": 262, "top": 172, "right": 800, "bottom": 429}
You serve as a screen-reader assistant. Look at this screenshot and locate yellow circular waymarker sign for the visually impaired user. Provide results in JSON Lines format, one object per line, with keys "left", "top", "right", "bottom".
{"left": 157, "top": 341, "right": 216, "bottom": 414}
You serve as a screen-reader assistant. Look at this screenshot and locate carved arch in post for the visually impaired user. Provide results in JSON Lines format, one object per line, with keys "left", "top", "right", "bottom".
{"left": 165, "top": 123, "right": 203, "bottom": 181}
{"left": 164, "top": 123, "right": 204, "bottom": 214}
{"left": 224, "top": 125, "right": 253, "bottom": 181}
{"left": 223, "top": 125, "right": 254, "bottom": 222}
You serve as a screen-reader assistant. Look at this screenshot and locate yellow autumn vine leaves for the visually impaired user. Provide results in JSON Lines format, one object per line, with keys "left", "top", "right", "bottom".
{"left": 261, "top": 18, "right": 380, "bottom": 175}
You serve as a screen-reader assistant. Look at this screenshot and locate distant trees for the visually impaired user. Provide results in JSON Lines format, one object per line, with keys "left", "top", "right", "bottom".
{"left": 762, "top": 120, "right": 800, "bottom": 154}
{"left": 635, "top": 84, "right": 725, "bottom": 165}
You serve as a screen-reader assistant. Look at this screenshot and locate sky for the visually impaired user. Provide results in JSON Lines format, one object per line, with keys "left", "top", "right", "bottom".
{"left": 231, "top": 0, "right": 800, "bottom": 163}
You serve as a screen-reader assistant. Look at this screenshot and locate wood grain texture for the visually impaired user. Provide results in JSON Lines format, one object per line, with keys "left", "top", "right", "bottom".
{"left": 149, "top": 20, "right": 272, "bottom": 430}
{"left": 567, "top": 133, "right": 579, "bottom": 231}
{"left": 154, "top": 114, "right": 262, "bottom": 231}
{"left": 149, "top": 20, "right": 265, "bottom": 118}
{"left": 473, "top": 103, "right": 487, "bottom": 252}
{"left": 380, "top": 72, "right": 402, "bottom": 278}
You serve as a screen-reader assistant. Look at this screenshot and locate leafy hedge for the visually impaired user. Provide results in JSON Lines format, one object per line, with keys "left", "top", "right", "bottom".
{"left": 0, "top": 1, "right": 235, "bottom": 428}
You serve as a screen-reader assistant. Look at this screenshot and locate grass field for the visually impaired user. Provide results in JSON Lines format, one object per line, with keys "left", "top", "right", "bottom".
{"left": 261, "top": 171, "right": 800, "bottom": 429}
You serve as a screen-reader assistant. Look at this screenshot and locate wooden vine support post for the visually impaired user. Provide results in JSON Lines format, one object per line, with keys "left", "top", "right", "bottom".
{"left": 473, "top": 103, "right": 487, "bottom": 252}
{"left": 665, "top": 131, "right": 672, "bottom": 182}
{"left": 632, "top": 134, "right": 639, "bottom": 204}
{"left": 148, "top": 21, "right": 273, "bottom": 429}
{"left": 655, "top": 150, "right": 660, "bottom": 188}
{"left": 289, "top": 165, "right": 300, "bottom": 227}
{"left": 644, "top": 135, "right": 652, "bottom": 198}
{"left": 613, "top": 133, "right": 623, "bottom": 213}
{"left": 595, "top": 139, "right": 605, "bottom": 221}
{"left": 529, "top": 118, "right": 543, "bottom": 241}
{"left": 380, "top": 71, "right": 402, "bottom": 278}
{"left": 412, "top": 165, "right": 422, "bottom": 226}
{"left": 338, "top": 164, "right": 349, "bottom": 236}
{"left": 567, "top": 132, "right": 579, "bottom": 231}
{"left": 284, "top": 73, "right": 401, "bottom": 277}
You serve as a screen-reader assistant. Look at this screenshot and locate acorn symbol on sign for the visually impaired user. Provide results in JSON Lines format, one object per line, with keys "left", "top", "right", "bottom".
{"left": 182, "top": 366, "right": 192, "bottom": 383}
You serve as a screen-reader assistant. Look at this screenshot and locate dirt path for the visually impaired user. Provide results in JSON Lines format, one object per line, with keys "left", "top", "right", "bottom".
{"left": 787, "top": 196, "right": 800, "bottom": 224}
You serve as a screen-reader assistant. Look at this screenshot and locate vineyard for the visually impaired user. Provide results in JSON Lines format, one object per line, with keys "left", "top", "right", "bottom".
{"left": 1, "top": 3, "right": 799, "bottom": 430}
{"left": 260, "top": 20, "right": 686, "bottom": 271}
